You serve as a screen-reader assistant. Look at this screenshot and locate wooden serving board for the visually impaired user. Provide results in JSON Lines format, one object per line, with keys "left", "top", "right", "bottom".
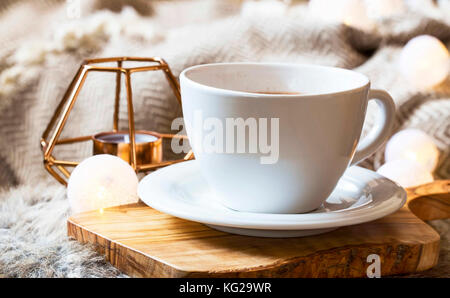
{"left": 67, "top": 180, "right": 449, "bottom": 278}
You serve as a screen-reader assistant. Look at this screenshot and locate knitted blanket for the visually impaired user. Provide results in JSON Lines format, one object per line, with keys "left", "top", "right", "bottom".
{"left": 0, "top": 0, "right": 448, "bottom": 277}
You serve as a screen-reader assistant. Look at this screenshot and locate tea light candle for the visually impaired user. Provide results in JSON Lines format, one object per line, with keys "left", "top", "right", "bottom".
{"left": 92, "top": 130, "right": 162, "bottom": 166}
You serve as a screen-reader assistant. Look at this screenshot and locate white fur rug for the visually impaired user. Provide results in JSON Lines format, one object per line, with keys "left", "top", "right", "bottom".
{"left": 0, "top": 184, "right": 125, "bottom": 277}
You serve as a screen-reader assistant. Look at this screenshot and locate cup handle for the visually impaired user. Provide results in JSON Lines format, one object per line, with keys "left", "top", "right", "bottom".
{"left": 350, "top": 89, "right": 395, "bottom": 166}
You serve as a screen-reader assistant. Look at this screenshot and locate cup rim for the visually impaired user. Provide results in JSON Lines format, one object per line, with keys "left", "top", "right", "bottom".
{"left": 180, "top": 62, "right": 370, "bottom": 98}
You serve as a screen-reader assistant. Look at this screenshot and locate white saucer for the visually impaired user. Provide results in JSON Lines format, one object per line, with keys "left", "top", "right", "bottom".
{"left": 138, "top": 160, "right": 406, "bottom": 238}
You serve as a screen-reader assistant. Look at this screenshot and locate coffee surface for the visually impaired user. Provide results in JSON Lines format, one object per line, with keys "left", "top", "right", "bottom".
{"left": 252, "top": 91, "right": 301, "bottom": 95}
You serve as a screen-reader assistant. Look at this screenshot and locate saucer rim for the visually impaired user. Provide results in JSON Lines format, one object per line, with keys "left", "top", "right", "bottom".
{"left": 138, "top": 160, "right": 406, "bottom": 231}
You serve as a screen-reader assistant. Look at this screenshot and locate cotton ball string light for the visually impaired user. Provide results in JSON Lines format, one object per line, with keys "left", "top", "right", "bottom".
{"left": 309, "top": 0, "right": 374, "bottom": 31}
{"left": 241, "top": 0, "right": 288, "bottom": 18}
{"left": 68, "top": 154, "right": 139, "bottom": 214}
{"left": 405, "top": 0, "right": 438, "bottom": 12}
{"left": 364, "top": 0, "right": 405, "bottom": 19}
{"left": 398, "top": 35, "right": 449, "bottom": 89}
{"left": 377, "top": 159, "right": 433, "bottom": 188}
{"left": 385, "top": 129, "right": 439, "bottom": 172}
{"left": 378, "top": 129, "right": 439, "bottom": 188}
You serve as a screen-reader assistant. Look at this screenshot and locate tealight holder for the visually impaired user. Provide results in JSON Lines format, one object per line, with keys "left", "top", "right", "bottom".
{"left": 40, "top": 57, "right": 193, "bottom": 186}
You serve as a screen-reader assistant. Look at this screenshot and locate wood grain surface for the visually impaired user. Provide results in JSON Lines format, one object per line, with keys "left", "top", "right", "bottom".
{"left": 67, "top": 180, "right": 449, "bottom": 278}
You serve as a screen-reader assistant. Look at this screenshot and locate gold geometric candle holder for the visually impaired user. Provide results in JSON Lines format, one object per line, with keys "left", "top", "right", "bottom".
{"left": 40, "top": 57, "right": 193, "bottom": 186}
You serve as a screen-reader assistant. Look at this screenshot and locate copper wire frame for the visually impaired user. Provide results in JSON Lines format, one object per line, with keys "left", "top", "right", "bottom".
{"left": 40, "top": 57, "right": 194, "bottom": 186}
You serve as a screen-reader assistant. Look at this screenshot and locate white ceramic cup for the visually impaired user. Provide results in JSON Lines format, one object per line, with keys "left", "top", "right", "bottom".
{"left": 180, "top": 63, "right": 395, "bottom": 214}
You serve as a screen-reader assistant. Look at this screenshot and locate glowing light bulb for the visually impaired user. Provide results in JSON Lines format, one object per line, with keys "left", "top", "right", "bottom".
{"left": 365, "top": 0, "right": 405, "bottom": 19}
{"left": 309, "top": 0, "right": 374, "bottom": 31}
{"left": 67, "top": 154, "right": 139, "bottom": 214}
{"left": 398, "top": 35, "right": 449, "bottom": 89}
{"left": 241, "top": 0, "right": 288, "bottom": 17}
{"left": 377, "top": 159, "right": 433, "bottom": 188}
{"left": 385, "top": 129, "right": 439, "bottom": 172}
